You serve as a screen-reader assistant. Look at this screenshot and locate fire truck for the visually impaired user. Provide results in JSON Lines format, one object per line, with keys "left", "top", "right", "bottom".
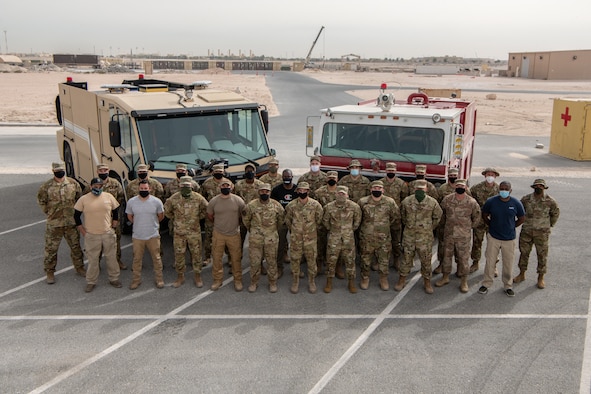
{"left": 55, "top": 75, "right": 276, "bottom": 191}
{"left": 305, "top": 84, "right": 477, "bottom": 185}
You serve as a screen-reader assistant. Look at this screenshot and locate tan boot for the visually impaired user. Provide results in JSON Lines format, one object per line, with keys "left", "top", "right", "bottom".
{"left": 348, "top": 278, "right": 358, "bottom": 294}
{"left": 324, "top": 277, "right": 333, "bottom": 293}
{"left": 469, "top": 262, "right": 479, "bottom": 273}
{"left": 172, "top": 273, "right": 185, "bottom": 288}
{"left": 424, "top": 278, "right": 434, "bottom": 294}
{"left": 435, "top": 273, "right": 450, "bottom": 287}
{"left": 130, "top": 272, "right": 142, "bottom": 290}
{"left": 75, "top": 266, "right": 87, "bottom": 277}
{"left": 460, "top": 276, "right": 469, "bottom": 293}
{"left": 290, "top": 274, "right": 299, "bottom": 294}
{"left": 360, "top": 275, "right": 370, "bottom": 290}
{"left": 537, "top": 274, "right": 545, "bottom": 289}
{"left": 194, "top": 273, "right": 203, "bottom": 288}
{"left": 308, "top": 275, "right": 317, "bottom": 294}
{"left": 248, "top": 275, "right": 259, "bottom": 293}
{"left": 269, "top": 280, "right": 278, "bottom": 293}
{"left": 513, "top": 270, "right": 526, "bottom": 283}
{"left": 46, "top": 272, "right": 55, "bottom": 284}
{"left": 118, "top": 261, "right": 128, "bottom": 270}
{"left": 234, "top": 280, "right": 243, "bottom": 292}
{"left": 379, "top": 274, "right": 389, "bottom": 291}
{"left": 433, "top": 264, "right": 443, "bottom": 275}
{"left": 394, "top": 275, "right": 406, "bottom": 291}
{"left": 210, "top": 281, "right": 222, "bottom": 291}
{"left": 336, "top": 262, "right": 345, "bottom": 279}
{"left": 155, "top": 271, "right": 164, "bottom": 289}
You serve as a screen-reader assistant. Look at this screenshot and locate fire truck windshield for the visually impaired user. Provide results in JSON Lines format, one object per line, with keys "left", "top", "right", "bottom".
{"left": 320, "top": 122, "right": 444, "bottom": 164}
{"left": 136, "top": 109, "right": 270, "bottom": 170}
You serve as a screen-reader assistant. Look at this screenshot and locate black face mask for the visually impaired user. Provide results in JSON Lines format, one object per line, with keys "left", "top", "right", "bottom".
{"left": 386, "top": 173, "right": 396, "bottom": 179}
{"left": 139, "top": 190, "right": 150, "bottom": 198}
{"left": 213, "top": 173, "right": 223, "bottom": 180}
{"left": 416, "top": 174, "right": 425, "bottom": 180}
{"left": 176, "top": 172, "right": 185, "bottom": 179}
{"left": 327, "top": 179, "right": 337, "bottom": 186}
{"left": 138, "top": 172, "right": 148, "bottom": 180}
{"left": 449, "top": 177, "right": 457, "bottom": 184}
{"left": 220, "top": 187, "right": 231, "bottom": 195}
{"left": 455, "top": 188, "right": 466, "bottom": 194}
{"left": 260, "top": 194, "right": 270, "bottom": 201}
{"left": 371, "top": 190, "right": 382, "bottom": 198}
{"left": 245, "top": 172, "right": 255, "bottom": 180}
{"left": 283, "top": 178, "right": 292, "bottom": 185}
{"left": 54, "top": 170, "right": 65, "bottom": 179}
{"left": 534, "top": 188, "right": 544, "bottom": 195}
{"left": 299, "top": 192, "right": 308, "bottom": 199}
{"left": 98, "top": 173, "right": 109, "bottom": 181}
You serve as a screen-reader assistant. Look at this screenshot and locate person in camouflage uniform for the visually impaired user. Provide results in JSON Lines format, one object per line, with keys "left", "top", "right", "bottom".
{"left": 396, "top": 180, "right": 442, "bottom": 294}
{"left": 514, "top": 179, "right": 560, "bottom": 289}
{"left": 235, "top": 163, "right": 264, "bottom": 245}
{"left": 164, "top": 176, "right": 209, "bottom": 289}
{"left": 338, "top": 159, "right": 370, "bottom": 203}
{"left": 358, "top": 180, "right": 401, "bottom": 291}
{"left": 322, "top": 186, "right": 362, "bottom": 294}
{"left": 164, "top": 163, "right": 200, "bottom": 201}
{"left": 126, "top": 163, "right": 164, "bottom": 200}
{"left": 314, "top": 171, "right": 339, "bottom": 275}
{"left": 242, "top": 183, "right": 285, "bottom": 293}
{"left": 408, "top": 164, "right": 438, "bottom": 200}
{"left": 284, "top": 182, "right": 323, "bottom": 294}
{"left": 298, "top": 156, "right": 327, "bottom": 199}
{"left": 37, "top": 162, "right": 86, "bottom": 284}
{"left": 201, "top": 164, "right": 230, "bottom": 266}
{"left": 468, "top": 167, "right": 500, "bottom": 273}
{"left": 382, "top": 162, "right": 408, "bottom": 271}
{"left": 436, "top": 179, "right": 481, "bottom": 293}
{"left": 259, "top": 158, "right": 283, "bottom": 190}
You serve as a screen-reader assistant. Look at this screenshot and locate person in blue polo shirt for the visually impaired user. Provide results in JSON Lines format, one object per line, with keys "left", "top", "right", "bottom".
{"left": 478, "top": 181, "right": 525, "bottom": 297}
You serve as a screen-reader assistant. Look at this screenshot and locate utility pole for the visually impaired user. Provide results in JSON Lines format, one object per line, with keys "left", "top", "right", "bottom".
{"left": 3, "top": 30, "right": 7, "bottom": 54}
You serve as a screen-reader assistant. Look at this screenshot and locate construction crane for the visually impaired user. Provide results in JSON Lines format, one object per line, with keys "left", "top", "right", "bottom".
{"left": 304, "top": 26, "right": 325, "bottom": 68}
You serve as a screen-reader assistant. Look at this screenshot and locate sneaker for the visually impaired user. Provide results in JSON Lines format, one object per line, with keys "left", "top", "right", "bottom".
{"left": 478, "top": 286, "right": 488, "bottom": 294}
{"left": 109, "top": 280, "right": 122, "bottom": 288}
{"left": 504, "top": 288, "right": 515, "bottom": 297}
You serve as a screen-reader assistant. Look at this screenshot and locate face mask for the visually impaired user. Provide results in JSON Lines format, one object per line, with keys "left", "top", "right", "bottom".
{"left": 386, "top": 173, "right": 396, "bottom": 179}
{"left": 221, "top": 187, "right": 231, "bottom": 195}
{"left": 139, "top": 190, "right": 150, "bottom": 198}
{"left": 350, "top": 169, "right": 360, "bottom": 176}
{"left": 455, "top": 188, "right": 466, "bottom": 194}
{"left": 534, "top": 188, "right": 544, "bottom": 195}
{"left": 269, "top": 166, "right": 278, "bottom": 174}
{"left": 448, "top": 177, "right": 457, "bottom": 184}
{"left": 499, "top": 190, "right": 510, "bottom": 199}
{"left": 91, "top": 188, "right": 102, "bottom": 196}
{"left": 371, "top": 190, "right": 382, "bottom": 198}
{"left": 415, "top": 190, "right": 426, "bottom": 202}
{"left": 54, "top": 170, "right": 65, "bottom": 179}
{"left": 181, "top": 187, "right": 192, "bottom": 198}
{"left": 138, "top": 172, "right": 148, "bottom": 180}
{"left": 336, "top": 195, "right": 348, "bottom": 203}
{"left": 98, "top": 173, "right": 109, "bottom": 181}
{"left": 310, "top": 165, "right": 320, "bottom": 172}
{"left": 485, "top": 176, "right": 495, "bottom": 184}
{"left": 213, "top": 173, "right": 223, "bottom": 180}
{"left": 327, "top": 179, "right": 337, "bottom": 186}
{"left": 245, "top": 172, "right": 255, "bottom": 180}
{"left": 176, "top": 172, "right": 185, "bottom": 179}
{"left": 299, "top": 192, "right": 308, "bottom": 200}
{"left": 283, "top": 178, "right": 292, "bottom": 185}
{"left": 260, "top": 193, "right": 270, "bottom": 201}
{"left": 416, "top": 174, "right": 425, "bottom": 180}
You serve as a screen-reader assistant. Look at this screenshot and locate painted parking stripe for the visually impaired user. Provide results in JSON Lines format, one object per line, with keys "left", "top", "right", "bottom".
{"left": 0, "top": 219, "right": 46, "bottom": 236}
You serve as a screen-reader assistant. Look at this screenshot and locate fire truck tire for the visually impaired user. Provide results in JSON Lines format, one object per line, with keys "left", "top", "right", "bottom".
{"left": 63, "top": 143, "right": 75, "bottom": 178}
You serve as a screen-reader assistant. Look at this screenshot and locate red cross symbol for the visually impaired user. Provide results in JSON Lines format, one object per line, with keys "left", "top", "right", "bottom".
{"left": 561, "top": 107, "right": 572, "bottom": 127}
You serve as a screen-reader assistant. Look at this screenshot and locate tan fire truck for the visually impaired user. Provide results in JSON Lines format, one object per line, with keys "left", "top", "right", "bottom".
{"left": 55, "top": 75, "right": 275, "bottom": 191}
{"left": 306, "top": 84, "right": 477, "bottom": 184}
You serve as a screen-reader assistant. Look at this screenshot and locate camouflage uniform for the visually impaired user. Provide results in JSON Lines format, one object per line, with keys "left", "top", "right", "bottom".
{"left": 284, "top": 197, "right": 323, "bottom": 277}
{"left": 518, "top": 189, "right": 560, "bottom": 275}
{"left": 358, "top": 194, "right": 401, "bottom": 277}
{"left": 259, "top": 173, "right": 283, "bottom": 190}
{"left": 469, "top": 180, "right": 499, "bottom": 262}
{"left": 298, "top": 171, "right": 327, "bottom": 199}
{"left": 235, "top": 178, "right": 264, "bottom": 244}
{"left": 37, "top": 174, "right": 84, "bottom": 273}
{"left": 314, "top": 179, "right": 339, "bottom": 270}
{"left": 383, "top": 174, "right": 409, "bottom": 266}
{"left": 408, "top": 179, "right": 438, "bottom": 200}
{"left": 126, "top": 177, "right": 164, "bottom": 200}
{"left": 315, "top": 185, "right": 338, "bottom": 207}
{"left": 400, "top": 193, "right": 442, "bottom": 279}
{"left": 164, "top": 190, "right": 208, "bottom": 274}
{"left": 440, "top": 192, "right": 481, "bottom": 276}
{"left": 164, "top": 177, "right": 200, "bottom": 201}
{"left": 323, "top": 198, "right": 362, "bottom": 279}
{"left": 338, "top": 174, "right": 370, "bottom": 203}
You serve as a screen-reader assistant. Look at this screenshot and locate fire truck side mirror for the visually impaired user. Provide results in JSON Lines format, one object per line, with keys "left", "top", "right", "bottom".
{"left": 109, "top": 120, "right": 121, "bottom": 147}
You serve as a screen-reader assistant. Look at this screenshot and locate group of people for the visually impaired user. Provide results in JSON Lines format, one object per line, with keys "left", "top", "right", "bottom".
{"left": 37, "top": 156, "right": 559, "bottom": 296}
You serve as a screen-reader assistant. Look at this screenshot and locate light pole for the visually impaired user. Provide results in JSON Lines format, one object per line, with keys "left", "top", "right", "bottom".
{"left": 3, "top": 30, "right": 7, "bottom": 54}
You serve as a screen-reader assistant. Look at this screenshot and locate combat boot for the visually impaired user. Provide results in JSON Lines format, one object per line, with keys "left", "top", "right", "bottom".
{"left": 46, "top": 272, "right": 55, "bottom": 285}
{"left": 172, "top": 273, "right": 185, "bottom": 288}
{"left": 379, "top": 274, "right": 389, "bottom": 291}
{"left": 433, "top": 264, "right": 443, "bottom": 275}
{"left": 290, "top": 274, "right": 299, "bottom": 294}
{"left": 324, "top": 277, "right": 333, "bottom": 293}
{"left": 269, "top": 280, "right": 278, "bottom": 293}
{"left": 469, "top": 261, "right": 479, "bottom": 273}
{"left": 75, "top": 266, "right": 87, "bottom": 277}
{"left": 424, "top": 278, "right": 434, "bottom": 294}
{"left": 537, "top": 274, "right": 545, "bottom": 289}
{"left": 118, "top": 261, "right": 128, "bottom": 270}
{"left": 336, "top": 262, "right": 345, "bottom": 279}
{"left": 155, "top": 271, "right": 164, "bottom": 289}
{"left": 393, "top": 275, "right": 406, "bottom": 292}
{"left": 129, "top": 277, "right": 141, "bottom": 290}
{"left": 194, "top": 273, "right": 203, "bottom": 288}
{"left": 435, "top": 273, "right": 450, "bottom": 287}
{"left": 360, "top": 275, "right": 370, "bottom": 290}
{"left": 308, "top": 275, "right": 317, "bottom": 294}
{"left": 513, "top": 270, "right": 526, "bottom": 283}
{"left": 460, "top": 276, "right": 469, "bottom": 293}
{"left": 248, "top": 275, "right": 259, "bottom": 293}
{"left": 210, "top": 281, "right": 222, "bottom": 291}
{"left": 348, "top": 278, "right": 358, "bottom": 294}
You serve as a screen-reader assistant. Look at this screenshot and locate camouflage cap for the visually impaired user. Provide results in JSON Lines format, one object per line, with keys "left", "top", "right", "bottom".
{"left": 370, "top": 180, "right": 384, "bottom": 188}
{"left": 310, "top": 155, "right": 321, "bottom": 163}
{"left": 531, "top": 178, "right": 548, "bottom": 189}
{"left": 96, "top": 163, "right": 109, "bottom": 170}
{"left": 245, "top": 163, "right": 256, "bottom": 171}
{"left": 269, "top": 158, "right": 279, "bottom": 165}
{"left": 179, "top": 176, "right": 193, "bottom": 187}
{"left": 176, "top": 163, "right": 187, "bottom": 170}
{"left": 219, "top": 178, "right": 232, "bottom": 186}
{"left": 212, "top": 164, "right": 225, "bottom": 173}
{"left": 455, "top": 179, "right": 467, "bottom": 186}
{"left": 385, "top": 162, "right": 397, "bottom": 170}
{"left": 327, "top": 171, "right": 338, "bottom": 179}
{"left": 415, "top": 164, "right": 427, "bottom": 174}
{"left": 137, "top": 164, "right": 149, "bottom": 172}
{"left": 336, "top": 185, "right": 349, "bottom": 194}
{"left": 52, "top": 162, "right": 65, "bottom": 171}
{"left": 348, "top": 159, "right": 362, "bottom": 168}
{"left": 414, "top": 180, "right": 427, "bottom": 190}
{"left": 297, "top": 182, "right": 310, "bottom": 190}
{"left": 258, "top": 183, "right": 272, "bottom": 191}
{"left": 448, "top": 168, "right": 459, "bottom": 175}
{"left": 481, "top": 167, "right": 500, "bottom": 177}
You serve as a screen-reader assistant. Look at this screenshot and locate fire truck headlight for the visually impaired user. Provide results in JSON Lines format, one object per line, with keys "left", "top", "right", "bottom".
{"left": 432, "top": 113, "right": 442, "bottom": 123}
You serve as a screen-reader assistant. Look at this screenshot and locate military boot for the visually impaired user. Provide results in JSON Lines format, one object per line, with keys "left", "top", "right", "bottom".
{"left": 324, "top": 277, "right": 333, "bottom": 293}
{"left": 435, "top": 273, "right": 450, "bottom": 287}
{"left": 469, "top": 261, "right": 479, "bottom": 273}
{"left": 433, "top": 264, "right": 443, "bottom": 275}
{"left": 537, "top": 274, "right": 545, "bottom": 289}
{"left": 194, "top": 273, "right": 203, "bottom": 288}
{"left": 46, "top": 272, "right": 55, "bottom": 285}
{"left": 513, "top": 270, "right": 526, "bottom": 283}
{"left": 308, "top": 275, "right": 317, "bottom": 294}
{"left": 75, "top": 266, "right": 87, "bottom": 277}
{"left": 129, "top": 273, "right": 142, "bottom": 290}
{"left": 118, "top": 261, "right": 128, "bottom": 270}
{"left": 290, "top": 274, "right": 299, "bottom": 294}
{"left": 360, "top": 274, "right": 370, "bottom": 290}
{"left": 248, "top": 275, "right": 259, "bottom": 293}
{"left": 269, "top": 280, "right": 278, "bottom": 293}
{"left": 424, "top": 278, "right": 434, "bottom": 294}
{"left": 172, "top": 273, "right": 185, "bottom": 288}
{"left": 348, "top": 278, "right": 358, "bottom": 294}
{"left": 459, "top": 276, "right": 469, "bottom": 293}
{"left": 379, "top": 274, "right": 389, "bottom": 291}
{"left": 394, "top": 275, "right": 406, "bottom": 291}
{"left": 336, "top": 262, "right": 345, "bottom": 279}
{"left": 155, "top": 271, "right": 164, "bottom": 289}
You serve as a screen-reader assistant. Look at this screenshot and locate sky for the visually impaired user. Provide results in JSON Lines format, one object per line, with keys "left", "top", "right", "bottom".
{"left": 2, "top": 0, "right": 590, "bottom": 60}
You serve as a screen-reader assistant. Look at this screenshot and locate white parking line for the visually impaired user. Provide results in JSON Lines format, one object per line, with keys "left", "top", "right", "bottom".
{"left": 0, "top": 219, "right": 46, "bottom": 236}
{"left": 579, "top": 286, "right": 591, "bottom": 394}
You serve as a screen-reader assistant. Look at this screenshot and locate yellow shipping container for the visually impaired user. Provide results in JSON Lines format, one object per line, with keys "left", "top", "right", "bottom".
{"left": 549, "top": 98, "right": 591, "bottom": 161}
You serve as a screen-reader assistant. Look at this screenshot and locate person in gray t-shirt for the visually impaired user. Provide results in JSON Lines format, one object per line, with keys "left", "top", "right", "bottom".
{"left": 125, "top": 181, "right": 165, "bottom": 289}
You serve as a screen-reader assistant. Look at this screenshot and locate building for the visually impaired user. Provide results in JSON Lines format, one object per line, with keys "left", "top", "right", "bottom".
{"left": 508, "top": 49, "right": 591, "bottom": 80}
{"left": 0, "top": 55, "right": 23, "bottom": 66}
